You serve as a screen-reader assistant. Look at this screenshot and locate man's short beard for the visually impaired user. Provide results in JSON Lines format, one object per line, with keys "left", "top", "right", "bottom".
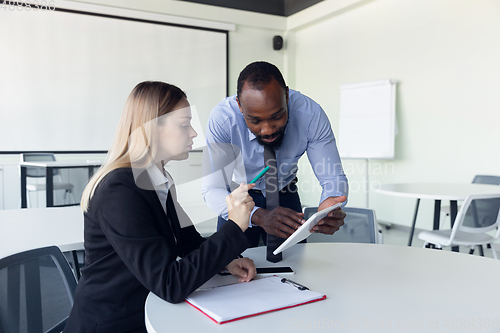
{"left": 256, "top": 127, "right": 285, "bottom": 149}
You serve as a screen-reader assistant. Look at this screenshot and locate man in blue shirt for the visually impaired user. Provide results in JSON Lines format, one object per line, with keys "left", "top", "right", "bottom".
{"left": 202, "top": 61, "right": 348, "bottom": 258}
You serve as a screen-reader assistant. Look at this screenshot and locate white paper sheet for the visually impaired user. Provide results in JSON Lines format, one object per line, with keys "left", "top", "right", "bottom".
{"left": 186, "top": 276, "right": 325, "bottom": 324}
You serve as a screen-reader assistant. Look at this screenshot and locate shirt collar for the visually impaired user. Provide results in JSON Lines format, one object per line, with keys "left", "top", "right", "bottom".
{"left": 248, "top": 128, "right": 257, "bottom": 141}
{"left": 146, "top": 164, "right": 173, "bottom": 191}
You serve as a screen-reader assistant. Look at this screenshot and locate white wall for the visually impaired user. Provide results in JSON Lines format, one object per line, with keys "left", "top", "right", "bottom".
{"left": 291, "top": 0, "right": 500, "bottom": 229}
{"left": 4, "top": 0, "right": 499, "bottom": 232}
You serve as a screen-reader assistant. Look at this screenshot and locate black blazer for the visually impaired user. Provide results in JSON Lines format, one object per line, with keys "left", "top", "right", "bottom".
{"left": 64, "top": 168, "right": 249, "bottom": 333}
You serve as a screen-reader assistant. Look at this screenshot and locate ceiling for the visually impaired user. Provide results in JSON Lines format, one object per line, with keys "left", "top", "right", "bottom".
{"left": 177, "top": 0, "right": 324, "bottom": 17}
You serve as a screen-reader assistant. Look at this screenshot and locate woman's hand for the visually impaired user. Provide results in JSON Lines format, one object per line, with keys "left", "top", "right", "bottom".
{"left": 226, "top": 257, "right": 256, "bottom": 283}
{"left": 226, "top": 183, "right": 255, "bottom": 232}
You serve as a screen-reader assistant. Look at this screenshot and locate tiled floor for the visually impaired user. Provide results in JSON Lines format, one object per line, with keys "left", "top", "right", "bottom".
{"left": 379, "top": 223, "right": 499, "bottom": 260}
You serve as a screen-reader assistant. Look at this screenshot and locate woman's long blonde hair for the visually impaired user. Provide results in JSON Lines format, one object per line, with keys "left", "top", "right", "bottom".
{"left": 81, "top": 81, "right": 186, "bottom": 212}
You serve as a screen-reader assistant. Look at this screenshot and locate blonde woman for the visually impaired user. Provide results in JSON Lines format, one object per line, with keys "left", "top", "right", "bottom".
{"left": 64, "top": 81, "right": 256, "bottom": 333}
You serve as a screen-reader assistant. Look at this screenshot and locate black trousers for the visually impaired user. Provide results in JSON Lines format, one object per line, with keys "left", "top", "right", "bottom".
{"left": 217, "top": 179, "right": 303, "bottom": 247}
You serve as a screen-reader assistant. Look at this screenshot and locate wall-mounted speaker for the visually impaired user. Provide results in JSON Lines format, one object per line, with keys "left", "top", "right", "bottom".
{"left": 273, "top": 35, "right": 283, "bottom": 50}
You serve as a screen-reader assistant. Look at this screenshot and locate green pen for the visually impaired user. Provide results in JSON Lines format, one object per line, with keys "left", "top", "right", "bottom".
{"left": 250, "top": 166, "right": 270, "bottom": 184}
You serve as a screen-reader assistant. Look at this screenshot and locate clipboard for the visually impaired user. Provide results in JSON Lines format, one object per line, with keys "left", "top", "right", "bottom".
{"left": 185, "top": 276, "right": 326, "bottom": 324}
{"left": 273, "top": 203, "right": 343, "bottom": 255}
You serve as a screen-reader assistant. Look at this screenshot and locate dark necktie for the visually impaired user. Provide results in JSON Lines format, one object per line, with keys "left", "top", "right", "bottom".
{"left": 264, "top": 146, "right": 283, "bottom": 263}
{"left": 162, "top": 164, "right": 181, "bottom": 245}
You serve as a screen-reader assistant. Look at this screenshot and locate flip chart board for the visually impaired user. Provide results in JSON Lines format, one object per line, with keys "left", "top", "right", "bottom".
{"left": 338, "top": 80, "right": 397, "bottom": 159}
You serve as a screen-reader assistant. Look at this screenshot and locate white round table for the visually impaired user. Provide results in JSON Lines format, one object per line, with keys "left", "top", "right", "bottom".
{"left": 374, "top": 183, "right": 500, "bottom": 247}
{"left": 0, "top": 207, "right": 84, "bottom": 258}
{"left": 375, "top": 183, "right": 500, "bottom": 200}
{"left": 145, "top": 243, "right": 500, "bottom": 332}
{"left": 19, "top": 160, "right": 102, "bottom": 208}
{"left": 0, "top": 207, "right": 84, "bottom": 278}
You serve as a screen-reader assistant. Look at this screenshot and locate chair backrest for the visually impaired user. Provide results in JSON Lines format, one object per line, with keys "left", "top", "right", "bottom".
{"left": 450, "top": 193, "right": 500, "bottom": 240}
{"left": 303, "top": 206, "right": 379, "bottom": 244}
{"left": 472, "top": 175, "right": 500, "bottom": 185}
{"left": 20, "top": 153, "right": 58, "bottom": 178}
{"left": 0, "top": 246, "right": 77, "bottom": 333}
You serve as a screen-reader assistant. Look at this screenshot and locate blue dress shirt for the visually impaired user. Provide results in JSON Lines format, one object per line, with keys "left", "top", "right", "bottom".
{"left": 202, "top": 89, "right": 348, "bottom": 222}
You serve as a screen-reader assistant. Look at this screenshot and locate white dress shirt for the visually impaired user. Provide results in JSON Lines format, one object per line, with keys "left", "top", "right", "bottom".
{"left": 146, "top": 164, "right": 173, "bottom": 215}
{"left": 202, "top": 89, "right": 349, "bottom": 223}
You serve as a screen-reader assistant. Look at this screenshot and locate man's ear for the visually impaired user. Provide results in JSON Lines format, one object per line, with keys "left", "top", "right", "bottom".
{"left": 236, "top": 97, "right": 244, "bottom": 114}
{"left": 285, "top": 86, "right": 289, "bottom": 105}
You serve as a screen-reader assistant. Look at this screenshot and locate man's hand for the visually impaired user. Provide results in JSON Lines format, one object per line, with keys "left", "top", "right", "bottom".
{"left": 226, "top": 257, "right": 256, "bottom": 283}
{"left": 252, "top": 207, "right": 306, "bottom": 239}
{"left": 312, "top": 196, "right": 347, "bottom": 234}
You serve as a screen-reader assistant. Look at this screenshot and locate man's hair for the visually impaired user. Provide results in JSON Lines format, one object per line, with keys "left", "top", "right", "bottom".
{"left": 237, "top": 61, "right": 287, "bottom": 100}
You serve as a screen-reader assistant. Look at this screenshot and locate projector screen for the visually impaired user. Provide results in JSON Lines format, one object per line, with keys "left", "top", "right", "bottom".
{"left": 0, "top": 7, "right": 228, "bottom": 153}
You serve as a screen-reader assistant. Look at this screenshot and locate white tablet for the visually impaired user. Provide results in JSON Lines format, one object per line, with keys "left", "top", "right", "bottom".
{"left": 273, "top": 203, "right": 343, "bottom": 255}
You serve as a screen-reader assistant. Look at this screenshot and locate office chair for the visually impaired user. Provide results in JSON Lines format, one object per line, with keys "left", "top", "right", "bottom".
{"left": 440, "top": 175, "right": 500, "bottom": 222}
{"left": 0, "top": 246, "right": 78, "bottom": 333}
{"left": 418, "top": 193, "right": 500, "bottom": 259}
{"left": 302, "top": 206, "right": 382, "bottom": 244}
{"left": 20, "top": 153, "right": 75, "bottom": 208}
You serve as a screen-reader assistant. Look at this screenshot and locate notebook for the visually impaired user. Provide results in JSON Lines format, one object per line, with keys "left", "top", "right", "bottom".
{"left": 185, "top": 276, "right": 326, "bottom": 324}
